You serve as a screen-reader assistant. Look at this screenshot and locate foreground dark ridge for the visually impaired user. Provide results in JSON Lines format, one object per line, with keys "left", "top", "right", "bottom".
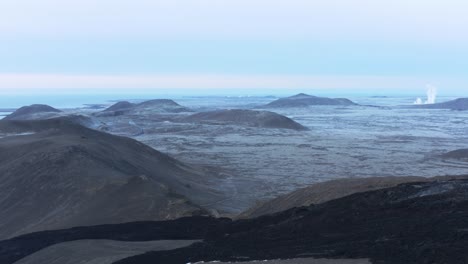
{"left": 2, "top": 179, "right": 468, "bottom": 264}
{"left": 0, "top": 217, "right": 228, "bottom": 264}
{"left": 0, "top": 118, "right": 223, "bottom": 239}
{"left": 239, "top": 175, "right": 468, "bottom": 218}
{"left": 116, "top": 179, "right": 468, "bottom": 264}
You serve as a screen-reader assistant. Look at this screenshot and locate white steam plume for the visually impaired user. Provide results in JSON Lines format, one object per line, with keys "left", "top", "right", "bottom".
{"left": 414, "top": 85, "right": 437, "bottom": 105}
{"left": 425, "top": 85, "right": 437, "bottom": 104}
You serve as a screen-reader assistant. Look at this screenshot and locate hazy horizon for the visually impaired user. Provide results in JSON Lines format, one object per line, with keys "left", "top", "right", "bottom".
{"left": 0, "top": 90, "right": 462, "bottom": 110}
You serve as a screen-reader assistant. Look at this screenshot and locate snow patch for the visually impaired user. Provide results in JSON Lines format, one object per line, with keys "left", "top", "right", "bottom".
{"left": 0, "top": 132, "right": 35, "bottom": 139}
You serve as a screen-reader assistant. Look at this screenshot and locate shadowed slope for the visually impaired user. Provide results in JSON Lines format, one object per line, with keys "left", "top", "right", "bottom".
{"left": 14, "top": 240, "right": 200, "bottom": 264}
{"left": 239, "top": 176, "right": 427, "bottom": 218}
{"left": 0, "top": 119, "right": 223, "bottom": 239}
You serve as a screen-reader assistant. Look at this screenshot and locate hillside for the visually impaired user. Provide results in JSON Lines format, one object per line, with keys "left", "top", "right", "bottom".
{"left": 0, "top": 119, "right": 223, "bottom": 239}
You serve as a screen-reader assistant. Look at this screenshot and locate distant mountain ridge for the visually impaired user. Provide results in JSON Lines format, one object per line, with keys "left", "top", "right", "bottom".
{"left": 263, "top": 93, "right": 357, "bottom": 108}
{"left": 411, "top": 98, "right": 468, "bottom": 111}
{"left": 4, "top": 104, "right": 61, "bottom": 120}
{"left": 98, "top": 99, "right": 191, "bottom": 116}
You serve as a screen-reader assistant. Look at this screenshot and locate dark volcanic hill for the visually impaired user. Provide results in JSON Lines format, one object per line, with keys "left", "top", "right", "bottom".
{"left": 3, "top": 179, "right": 468, "bottom": 264}
{"left": 241, "top": 175, "right": 468, "bottom": 218}
{"left": 103, "top": 101, "right": 135, "bottom": 112}
{"left": 441, "top": 148, "right": 468, "bottom": 161}
{"left": 239, "top": 176, "right": 428, "bottom": 218}
{"left": 181, "top": 109, "right": 307, "bottom": 130}
{"left": 263, "top": 93, "right": 357, "bottom": 108}
{"left": 2, "top": 105, "right": 98, "bottom": 128}
{"left": 4, "top": 104, "right": 61, "bottom": 120}
{"left": 411, "top": 98, "right": 468, "bottom": 110}
{"left": 136, "top": 99, "right": 187, "bottom": 110}
{"left": 0, "top": 119, "right": 223, "bottom": 239}
{"left": 98, "top": 99, "right": 190, "bottom": 116}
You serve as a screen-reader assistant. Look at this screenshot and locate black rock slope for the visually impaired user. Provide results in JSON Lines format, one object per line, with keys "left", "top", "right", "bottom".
{"left": 182, "top": 109, "right": 308, "bottom": 130}
{"left": 116, "top": 179, "right": 468, "bottom": 264}
{"left": 411, "top": 98, "right": 468, "bottom": 111}
{"left": 0, "top": 119, "right": 223, "bottom": 239}
{"left": 2, "top": 179, "right": 468, "bottom": 264}
{"left": 4, "top": 104, "right": 61, "bottom": 120}
{"left": 0, "top": 217, "right": 228, "bottom": 264}
{"left": 263, "top": 93, "right": 357, "bottom": 108}
{"left": 239, "top": 176, "right": 428, "bottom": 218}
{"left": 14, "top": 240, "right": 200, "bottom": 264}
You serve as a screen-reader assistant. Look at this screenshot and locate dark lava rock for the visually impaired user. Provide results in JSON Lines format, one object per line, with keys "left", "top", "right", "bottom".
{"left": 182, "top": 109, "right": 308, "bottom": 130}
{"left": 116, "top": 179, "right": 468, "bottom": 264}
{"left": 4, "top": 104, "right": 61, "bottom": 120}
{"left": 3, "top": 179, "right": 468, "bottom": 264}
{"left": 263, "top": 93, "right": 357, "bottom": 108}
{"left": 0, "top": 119, "right": 222, "bottom": 239}
{"left": 412, "top": 98, "right": 468, "bottom": 111}
{"left": 239, "top": 176, "right": 429, "bottom": 218}
{"left": 0, "top": 217, "right": 229, "bottom": 264}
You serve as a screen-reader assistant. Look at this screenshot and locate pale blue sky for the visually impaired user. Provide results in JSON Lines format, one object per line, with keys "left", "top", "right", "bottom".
{"left": 0, "top": 0, "right": 467, "bottom": 95}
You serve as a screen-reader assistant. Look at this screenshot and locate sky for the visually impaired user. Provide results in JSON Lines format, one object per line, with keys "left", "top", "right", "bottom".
{"left": 0, "top": 0, "right": 467, "bottom": 95}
